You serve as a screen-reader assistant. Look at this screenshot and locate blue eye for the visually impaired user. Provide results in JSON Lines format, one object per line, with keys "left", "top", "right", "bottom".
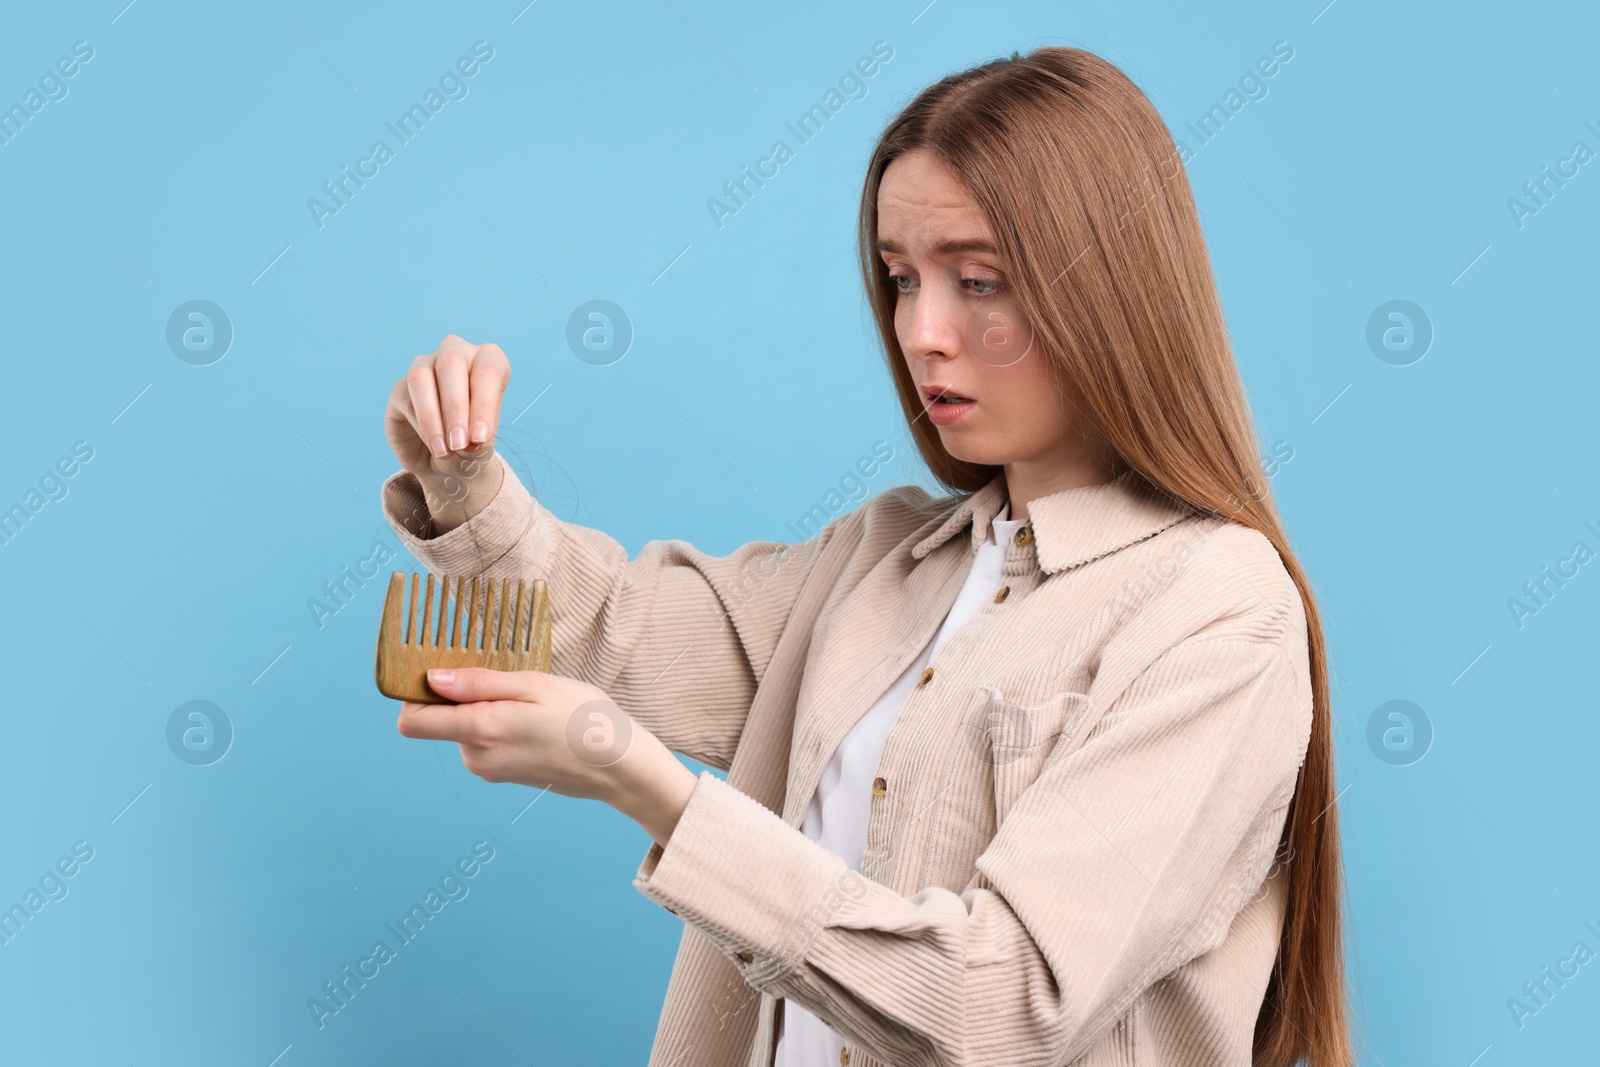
{"left": 886, "top": 273, "right": 1004, "bottom": 296}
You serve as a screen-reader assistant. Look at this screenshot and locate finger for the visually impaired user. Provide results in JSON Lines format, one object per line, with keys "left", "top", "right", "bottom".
{"left": 427, "top": 665, "right": 552, "bottom": 704}
{"left": 396, "top": 700, "right": 475, "bottom": 742}
{"left": 434, "top": 335, "right": 475, "bottom": 452}
{"left": 466, "top": 342, "right": 511, "bottom": 448}
{"left": 387, "top": 378, "right": 451, "bottom": 476}
{"left": 404, "top": 355, "right": 448, "bottom": 459}
{"left": 386, "top": 375, "right": 414, "bottom": 427}
{"left": 385, "top": 377, "right": 420, "bottom": 443}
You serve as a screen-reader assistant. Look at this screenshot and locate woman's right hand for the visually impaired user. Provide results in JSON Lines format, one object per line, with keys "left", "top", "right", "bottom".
{"left": 385, "top": 335, "right": 511, "bottom": 532}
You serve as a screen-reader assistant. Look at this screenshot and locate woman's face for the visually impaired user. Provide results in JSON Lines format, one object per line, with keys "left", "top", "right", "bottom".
{"left": 877, "top": 148, "right": 1114, "bottom": 485}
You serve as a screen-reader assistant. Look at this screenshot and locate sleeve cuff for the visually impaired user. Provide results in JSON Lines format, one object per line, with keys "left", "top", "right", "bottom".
{"left": 632, "top": 771, "right": 870, "bottom": 987}
{"left": 379, "top": 450, "right": 554, "bottom": 577}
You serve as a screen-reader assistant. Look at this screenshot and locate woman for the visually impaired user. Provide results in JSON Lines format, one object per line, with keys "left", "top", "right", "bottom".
{"left": 381, "top": 47, "right": 1353, "bottom": 1067}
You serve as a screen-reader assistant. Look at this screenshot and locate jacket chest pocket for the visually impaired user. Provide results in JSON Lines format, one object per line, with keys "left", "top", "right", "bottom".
{"left": 915, "top": 689, "right": 1087, "bottom": 887}
{"left": 971, "top": 688, "right": 1085, "bottom": 823}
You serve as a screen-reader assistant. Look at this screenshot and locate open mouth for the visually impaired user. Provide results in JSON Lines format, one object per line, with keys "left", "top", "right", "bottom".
{"left": 924, "top": 386, "right": 975, "bottom": 405}
{"left": 923, "top": 387, "right": 977, "bottom": 425}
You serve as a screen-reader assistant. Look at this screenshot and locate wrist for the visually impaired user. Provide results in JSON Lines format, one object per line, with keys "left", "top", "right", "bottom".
{"left": 606, "top": 733, "right": 699, "bottom": 849}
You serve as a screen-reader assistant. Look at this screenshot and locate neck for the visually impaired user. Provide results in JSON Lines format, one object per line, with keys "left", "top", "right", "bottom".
{"left": 1004, "top": 449, "right": 1125, "bottom": 521}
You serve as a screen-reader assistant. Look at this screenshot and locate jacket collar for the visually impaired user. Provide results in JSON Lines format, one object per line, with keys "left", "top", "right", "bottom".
{"left": 911, "top": 467, "right": 1200, "bottom": 574}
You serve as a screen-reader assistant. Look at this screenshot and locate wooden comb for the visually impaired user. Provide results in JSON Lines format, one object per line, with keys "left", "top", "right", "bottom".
{"left": 374, "top": 571, "right": 552, "bottom": 703}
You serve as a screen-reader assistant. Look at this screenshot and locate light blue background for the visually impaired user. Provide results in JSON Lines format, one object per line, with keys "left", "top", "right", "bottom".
{"left": 2, "top": 1, "right": 1596, "bottom": 1063}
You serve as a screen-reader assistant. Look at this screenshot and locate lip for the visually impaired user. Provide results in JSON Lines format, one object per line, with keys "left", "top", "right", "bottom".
{"left": 921, "top": 383, "right": 977, "bottom": 426}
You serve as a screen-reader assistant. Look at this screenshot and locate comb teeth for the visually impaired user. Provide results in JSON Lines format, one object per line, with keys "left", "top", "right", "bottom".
{"left": 375, "top": 570, "right": 552, "bottom": 703}
{"left": 401, "top": 573, "right": 540, "bottom": 651}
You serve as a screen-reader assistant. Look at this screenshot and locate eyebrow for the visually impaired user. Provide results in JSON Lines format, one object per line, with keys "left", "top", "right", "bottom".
{"left": 876, "top": 236, "right": 1000, "bottom": 257}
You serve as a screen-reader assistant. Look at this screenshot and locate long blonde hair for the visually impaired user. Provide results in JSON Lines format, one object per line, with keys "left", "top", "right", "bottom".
{"left": 857, "top": 46, "right": 1353, "bottom": 1067}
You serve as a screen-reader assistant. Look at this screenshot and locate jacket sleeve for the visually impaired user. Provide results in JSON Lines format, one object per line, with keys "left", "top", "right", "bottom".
{"left": 628, "top": 604, "right": 1314, "bottom": 1065}
{"left": 379, "top": 450, "right": 838, "bottom": 771}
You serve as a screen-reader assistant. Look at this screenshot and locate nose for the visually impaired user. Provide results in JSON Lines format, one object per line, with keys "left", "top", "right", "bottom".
{"left": 899, "top": 268, "right": 965, "bottom": 365}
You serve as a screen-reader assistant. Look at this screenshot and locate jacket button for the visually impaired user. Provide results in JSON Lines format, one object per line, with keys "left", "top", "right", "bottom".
{"left": 736, "top": 950, "right": 753, "bottom": 963}
{"left": 872, "top": 776, "right": 887, "bottom": 797}
{"left": 993, "top": 584, "right": 1010, "bottom": 603}
{"left": 840, "top": 1048, "right": 851, "bottom": 1065}
{"left": 918, "top": 666, "right": 935, "bottom": 686}
{"left": 1013, "top": 524, "right": 1033, "bottom": 547}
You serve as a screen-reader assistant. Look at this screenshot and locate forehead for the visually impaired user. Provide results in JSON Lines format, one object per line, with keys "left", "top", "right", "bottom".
{"left": 877, "top": 149, "right": 992, "bottom": 245}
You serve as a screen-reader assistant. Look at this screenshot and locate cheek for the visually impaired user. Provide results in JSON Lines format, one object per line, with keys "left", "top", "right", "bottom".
{"left": 991, "top": 351, "right": 1054, "bottom": 407}
{"left": 967, "top": 304, "right": 1037, "bottom": 368}
{"left": 982, "top": 359, "right": 1070, "bottom": 440}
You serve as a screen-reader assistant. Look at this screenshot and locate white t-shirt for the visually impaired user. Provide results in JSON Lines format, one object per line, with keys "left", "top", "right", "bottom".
{"left": 774, "top": 499, "right": 1024, "bottom": 1067}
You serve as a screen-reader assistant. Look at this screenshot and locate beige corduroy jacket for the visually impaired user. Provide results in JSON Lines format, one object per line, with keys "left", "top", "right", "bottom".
{"left": 380, "top": 449, "right": 1313, "bottom": 1067}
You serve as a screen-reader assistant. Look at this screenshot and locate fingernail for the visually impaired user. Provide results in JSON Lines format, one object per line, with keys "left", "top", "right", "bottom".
{"left": 448, "top": 426, "right": 466, "bottom": 450}
{"left": 430, "top": 435, "right": 448, "bottom": 458}
{"left": 470, "top": 420, "right": 488, "bottom": 443}
{"left": 429, "top": 669, "right": 456, "bottom": 685}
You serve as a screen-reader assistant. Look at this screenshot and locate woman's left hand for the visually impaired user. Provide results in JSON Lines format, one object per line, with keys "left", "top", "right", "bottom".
{"left": 395, "top": 667, "right": 699, "bottom": 846}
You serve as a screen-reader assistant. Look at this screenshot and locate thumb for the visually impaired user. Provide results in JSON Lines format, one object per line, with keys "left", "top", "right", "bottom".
{"left": 427, "top": 666, "right": 549, "bottom": 702}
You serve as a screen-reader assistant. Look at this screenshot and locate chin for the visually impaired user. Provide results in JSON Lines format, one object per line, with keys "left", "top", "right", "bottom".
{"left": 936, "top": 430, "right": 1012, "bottom": 468}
